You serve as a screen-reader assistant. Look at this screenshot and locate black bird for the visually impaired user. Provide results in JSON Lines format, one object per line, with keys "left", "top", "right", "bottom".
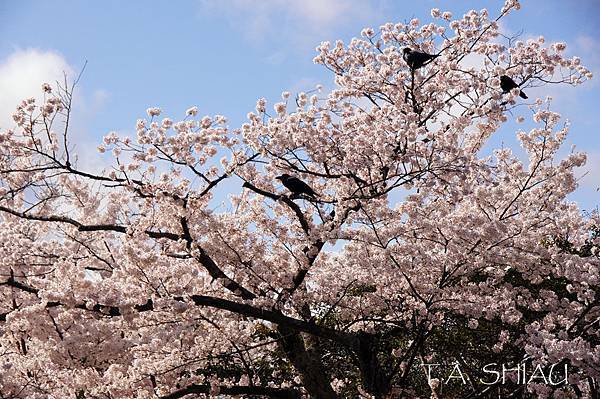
{"left": 500, "top": 75, "right": 528, "bottom": 99}
{"left": 275, "top": 174, "right": 317, "bottom": 198}
{"left": 403, "top": 48, "right": 439, "bottom": 70}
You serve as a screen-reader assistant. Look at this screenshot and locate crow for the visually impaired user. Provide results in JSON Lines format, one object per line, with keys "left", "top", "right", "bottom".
{"left": 403, "top": 48, "right": 439, "bottom": 70}
{"left": 275, "top": 174, "right": 317, "bottom": 198}
{"left": 500, "top": 75, "right": 528, "bottom": 99}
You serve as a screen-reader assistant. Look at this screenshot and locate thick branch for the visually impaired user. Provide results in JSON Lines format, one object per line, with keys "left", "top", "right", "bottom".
{"left": 277, "top": 325, "right": 338, "bottom": 399}
{"left": 181, "top": 216, "right": 257, "bottom": 300}
{"left": 0, "top": 279, "right": 355, "bottom": 346}
{"left": 190, "top": 295, "right": 355, "bottom": 346}
{"left": 0, "top": 206, "right": 256, "bottom": 299}
{"left": 242, "top": 182, "right": 310, "bottom": 235}
{"left": 0, "top": 205, "right": 180, "bottom": 240}
{"left": 161, "top": 384, "right": 301, "bottom": 399}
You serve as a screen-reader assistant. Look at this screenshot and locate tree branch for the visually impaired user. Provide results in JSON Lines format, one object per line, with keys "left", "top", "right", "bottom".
{"left": 0, "top": 279, "right": 355, "bottom": 347}
{"left": 242, "top": 182, "right": 310, "bottom": 235}
{"left": 161, "top": 384, "right": 301, "bottom": 399}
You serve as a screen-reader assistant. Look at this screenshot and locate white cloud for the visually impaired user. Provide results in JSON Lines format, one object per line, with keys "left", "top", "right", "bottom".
{"left": 0, "top": 49, "right": 113, "bottom": 175}
{"left": 199, "top": 0, "right": 383, "bottom": 48}
{"left": 0, "top": 49, "right": 74, "bottom": 130}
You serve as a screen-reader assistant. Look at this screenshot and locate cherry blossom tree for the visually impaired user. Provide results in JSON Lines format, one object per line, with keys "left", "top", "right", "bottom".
{"left": 0, "top": 1, "right": 598, "bottom": 398}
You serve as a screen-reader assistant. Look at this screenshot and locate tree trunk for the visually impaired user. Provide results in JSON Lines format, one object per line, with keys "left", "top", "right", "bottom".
{"left": 278, "top": 325, "right": 338, "bottom": 399}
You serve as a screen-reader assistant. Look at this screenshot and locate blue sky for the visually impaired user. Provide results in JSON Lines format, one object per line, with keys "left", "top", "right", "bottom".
{"left": 0, "top": 0, "right": 598, "bottom": 210}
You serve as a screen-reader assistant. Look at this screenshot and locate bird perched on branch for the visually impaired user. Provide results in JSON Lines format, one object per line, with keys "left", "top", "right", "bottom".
{"left": 500, "top": 75, "right": 528, "bottom": 99}
{"left": 275, "top": 174, "right": 317, "bottom": 199}
{"left": 403, "top": 48, "right": 439, "bottom": 70}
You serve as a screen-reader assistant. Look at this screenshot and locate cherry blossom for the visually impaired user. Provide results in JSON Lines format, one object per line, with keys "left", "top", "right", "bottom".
{"left": 0, "top": 1, "right": 597, "bottom": 398}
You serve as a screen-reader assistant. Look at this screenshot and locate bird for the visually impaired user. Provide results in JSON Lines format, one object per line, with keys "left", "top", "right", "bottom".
{"left": 500, "top": 75, "right": 528, "bottom": 99}
{"left": 403, "top": 48, "right": 440, "bottom": 70}
{"left": 275, "top": 174, "right": 317, "bottom": 198}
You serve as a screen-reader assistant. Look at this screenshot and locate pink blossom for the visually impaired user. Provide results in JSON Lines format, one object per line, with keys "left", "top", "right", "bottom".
{"left": 186, "top": 106, "right": 198, "bottom": 116}
{"left": 0, "top": 4, "right": 595, "bottom": 398}
{"left": 146, "top": 107, "right": 161, "bottom": 117}
{"left": 360, "top": 27, "right": 375, "bottom": 38}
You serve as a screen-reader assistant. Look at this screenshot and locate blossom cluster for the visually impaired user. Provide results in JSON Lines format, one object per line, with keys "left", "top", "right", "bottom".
{"left": 0, "top": 1, "right": 597, "bottom": 398}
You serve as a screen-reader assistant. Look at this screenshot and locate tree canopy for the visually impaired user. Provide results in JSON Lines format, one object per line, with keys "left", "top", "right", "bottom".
{"left": 0, "top": 1, "right": 597, "bottom": 398}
